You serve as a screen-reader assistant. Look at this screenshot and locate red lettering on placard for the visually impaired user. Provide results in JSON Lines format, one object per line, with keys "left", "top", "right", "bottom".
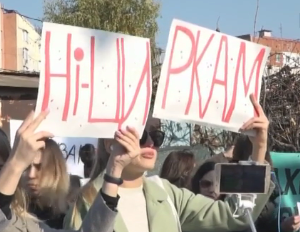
{"left": 43, "top": 32, "right": 150, "bottom": 127}
{"left": 161, "top": 25, "right": 266, "bottom": 123}
{"left": 162, "top": 26, "right": 194, "bottom": 109}
{"left": 197, "top": 35, "right": 229, "bottom": 120}
{"left": 122, "top": 41, "right": 151, "bottom": 126}
{"left": 43, "top": 31, "right": 71, "bottom": 121}
{"left": 121, "top": 38, "right": 126, "bottom": 119}
{"left": 224, "top": 42, "right": 265, "bottom": 120}
{"left": 87, "top": 37, "right": 122, "bottom": 124}
{"left": 73, "top": 65, "right": 80, "bottom": 116}
{"left": 73, "top": 47, "right": 85, "bottom": 116}
{"left": 185, "top": 31, "right": 215, "bottom": 117}
{"left": 116, "top": 38, "right": 121, "bottom": 121}
{"left": 88, "top": 39, "right": 151, "bottom": 128}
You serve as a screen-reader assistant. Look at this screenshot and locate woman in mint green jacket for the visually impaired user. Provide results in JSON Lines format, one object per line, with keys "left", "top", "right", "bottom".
{"left": 64, "top": 95, "right": 274, "bottom": 232}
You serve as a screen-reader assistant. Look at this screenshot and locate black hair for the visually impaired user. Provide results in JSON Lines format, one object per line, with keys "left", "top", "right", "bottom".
{"left": 0, "top": 129, "right": 11, "bottom": 166}
{"left": 191, "top": 161, "right": 216, "bottom": 194}
{"left": 79, "top": 144, "right": 96, "bottom": 178}
{"left": 233, "top": 134, "right": 273, "bottom": 167}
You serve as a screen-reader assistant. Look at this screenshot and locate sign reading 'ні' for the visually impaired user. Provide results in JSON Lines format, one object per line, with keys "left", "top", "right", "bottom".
{"left": 35, "top": 22, "right": 152, "bottom": 138}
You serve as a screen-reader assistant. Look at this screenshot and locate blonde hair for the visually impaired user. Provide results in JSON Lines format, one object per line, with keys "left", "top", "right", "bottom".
{"left": 11, "top": 187, "right": 36, "bottom": 219}
{"left": 8, "top": 139, "right": 69, "bottom": 221}
{"left": 0, "top": 130, "right": 35, "bottom": 219}
{"left": 23, "top": 138, "right": 70, "bottom": 215}
{"left": 70, "top": 139, "right": 110, "bottom": 224}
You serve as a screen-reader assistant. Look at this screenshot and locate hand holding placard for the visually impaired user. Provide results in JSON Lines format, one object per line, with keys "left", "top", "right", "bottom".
{"left": 153, "top": 19, "right": 271, "bottom": 133}
{"left": 240, "top": 94, "right": 269, "bottom": 163}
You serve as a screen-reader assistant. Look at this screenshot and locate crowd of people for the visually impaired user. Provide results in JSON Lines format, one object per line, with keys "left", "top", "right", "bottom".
{"left": 0, "top": 94, "right": 299, "bottom": 232}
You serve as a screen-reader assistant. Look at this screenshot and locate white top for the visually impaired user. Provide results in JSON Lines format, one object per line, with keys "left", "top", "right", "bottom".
{"left": 118, "top": 186, "right": 149, "bottom": 232}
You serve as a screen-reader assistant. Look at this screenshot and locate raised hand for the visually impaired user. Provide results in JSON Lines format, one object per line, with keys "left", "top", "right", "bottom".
{"left": 240, "top": 94, "right": 269, "bottom": 163}
{"left": 108, "top": 126, "right": 141, "bottom": 171}
{"left": 0, "top": 110, "right": 53, "bottom": 196}
{"left": 9, "top": 110, "right": 53, "bottom": 172}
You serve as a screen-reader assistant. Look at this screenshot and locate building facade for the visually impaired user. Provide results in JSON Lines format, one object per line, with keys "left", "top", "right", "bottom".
{"left": 238, "top": 30, "right": 300, "bottom": 75}
{"left": 2, "top": 9, "right": 40, "bottom": 72}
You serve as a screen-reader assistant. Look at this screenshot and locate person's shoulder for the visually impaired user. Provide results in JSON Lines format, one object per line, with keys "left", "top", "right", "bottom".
{"left": 208, "top": 153, "right": 230, "bottom": 163}
{"left": 0, "top": 211, "right": 39, "bottom": 232}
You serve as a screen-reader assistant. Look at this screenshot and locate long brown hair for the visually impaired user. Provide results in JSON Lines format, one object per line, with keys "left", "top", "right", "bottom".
{"left": 160, "top": 150, "right": 196, "bottom": 189}
{"left": 0, "top": 129, "right": 34, "bottom": 219}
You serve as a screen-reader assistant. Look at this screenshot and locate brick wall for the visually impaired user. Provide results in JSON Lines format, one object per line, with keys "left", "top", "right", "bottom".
{"left": 3, "top": 13, "right": 17, "bottom": 70}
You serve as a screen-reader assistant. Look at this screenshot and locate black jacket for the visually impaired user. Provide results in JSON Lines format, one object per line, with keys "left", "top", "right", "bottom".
{"left": 28, "top": 202, "right": 65, "bottom": 229}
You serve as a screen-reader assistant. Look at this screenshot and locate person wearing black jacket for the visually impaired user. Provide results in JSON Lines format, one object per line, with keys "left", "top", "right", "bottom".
{"left": 22, "top": 138, "right": 69, "bottom": 229}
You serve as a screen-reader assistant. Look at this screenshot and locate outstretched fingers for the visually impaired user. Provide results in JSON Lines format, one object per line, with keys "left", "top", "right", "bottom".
{"left": 240, "top": 94, "right": 269, "bottom": 131}
{"left": 250, "top": 94, "right": 263, "bottom": 117}
{"left": 17, "top": 111, "right": 35, "bottom": 135}
{"left": 27, "top": 110, "right": 49, "bottom": 133}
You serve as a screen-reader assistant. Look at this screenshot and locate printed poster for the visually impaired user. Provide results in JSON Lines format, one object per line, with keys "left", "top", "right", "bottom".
{"left": 10, "top": 119, "right": 97, "bottom": 177}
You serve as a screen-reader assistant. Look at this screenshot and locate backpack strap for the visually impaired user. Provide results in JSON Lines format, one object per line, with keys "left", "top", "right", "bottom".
{"left": 147, "top": 175, "right": 182, "bottom": 232}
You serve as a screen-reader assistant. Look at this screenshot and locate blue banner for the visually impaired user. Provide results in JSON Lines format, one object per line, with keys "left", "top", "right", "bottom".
{"left": 271, "top": 152, "right": 300, "bottom": 219}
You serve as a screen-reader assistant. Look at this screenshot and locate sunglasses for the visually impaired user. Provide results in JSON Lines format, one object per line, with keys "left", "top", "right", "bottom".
{"left": 199, "top": 180, "right": 213, "bottom": 188}
{"left": 140, "top": 130, "right": 165, "bottom": 148}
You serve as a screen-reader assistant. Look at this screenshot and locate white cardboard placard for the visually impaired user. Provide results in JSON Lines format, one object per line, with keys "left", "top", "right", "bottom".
{"left": 153, "top": 19, "right": 270, "bottom": 133}
{"left": 35, "top": 22, "right": 152, "bottom": 138}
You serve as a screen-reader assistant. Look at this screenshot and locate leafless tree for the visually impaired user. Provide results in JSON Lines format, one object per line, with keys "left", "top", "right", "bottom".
{"left": 262, "top": 62, "right": 300, "bottom": 152}
{"left": 191, "top": 125, "right": 237, "bottom": 155}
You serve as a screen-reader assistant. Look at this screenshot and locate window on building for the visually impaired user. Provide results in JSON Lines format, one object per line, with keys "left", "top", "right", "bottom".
{"left": 23, "top": 48, "right": 29, "bottom": 62}
{"left": 22, "top": 30, "right": 28, "bottom": 43}
{"left": 286, "top": 56, "right": 290, "bottom": 63}
{"left": 275, "top": 54, "right": 281, "bottom": 63}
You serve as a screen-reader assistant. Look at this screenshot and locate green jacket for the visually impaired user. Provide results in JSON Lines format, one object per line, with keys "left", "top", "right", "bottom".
{"left": 64, "top": 173, "right": 275, "bottom": 232}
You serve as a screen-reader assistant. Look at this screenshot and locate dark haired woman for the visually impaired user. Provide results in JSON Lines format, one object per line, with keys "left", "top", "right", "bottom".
{"left": 160, "top": 150, "right": 196, "bottom": 189}
{"left": 191, "top": 161, "right": 225, "bottom": 200}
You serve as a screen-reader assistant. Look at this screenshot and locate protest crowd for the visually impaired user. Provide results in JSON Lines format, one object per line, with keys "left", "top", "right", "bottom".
{"left": 0, "top": 4, "right": 299, "bottom": 232}
{"left": 0, "top": 98, "right": 298, "bottom": 232}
